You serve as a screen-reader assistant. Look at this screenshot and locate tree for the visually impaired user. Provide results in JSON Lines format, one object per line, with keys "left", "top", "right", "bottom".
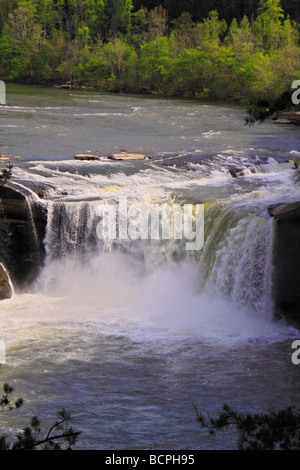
{"left": 0, "top": 5, "right": 47, "bottom": 81}
{"left": 130, "top": 6, "right": 149, "bottom": 46}
{"left": 0, "top": 164, "right": 13, "bottom": 186}
{"left": 194, "top": 402, "right": 300, "bottom": 450}
{"left": 248, "top": 46, "right": 300, "bottom": 107}
{"left": 170, "top": 12, "right": 203, "bottom": 53}
{"left": 139, "top": 36, "right": 173, "bottom": 92}
{"left": 147, "top": 5, "right": 168, "bottom": 40}
{"left": 105, "top": 0, "right": 134, "bottom": 36}
{"left": 201, "top": 10, "right": 227, "bottom": 46}
{"left": 0, "top": 383, "right": 80, "bottom": 450}
{"left": 102, "top": 36, "right": 137, "bottom": 90}
{"left": 255, "top": 0, "right": 285, "bottom": 50}
{"left": 227, "top": 16, "right": 256, "bottom": 55}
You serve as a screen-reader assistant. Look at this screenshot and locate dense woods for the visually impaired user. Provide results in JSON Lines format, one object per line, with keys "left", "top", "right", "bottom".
{"left": 0, "top": 0, "right": 299, "bottom": 106}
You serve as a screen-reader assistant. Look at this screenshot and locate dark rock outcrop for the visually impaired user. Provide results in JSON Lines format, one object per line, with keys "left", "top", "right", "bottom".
{"left": 74, "top": 154, "right": 99, "bottom": 161}
{"left": 228, "top": 167, "right": 245, "bottom": 178}
{"left": 0, "top": 265, "right": 12, "bottom": 300}
{"left": 270, "top": 202, "right": 300, "bottom": 326}
{"left": 0, "top": 184, "right": 48, "bottom": 290}
{"left": 272, "top": 111, "right": 300, "bottom": 125}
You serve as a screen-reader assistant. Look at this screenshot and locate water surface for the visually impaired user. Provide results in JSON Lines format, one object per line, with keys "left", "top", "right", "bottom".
{"left": 0, "top": 84, "right": 300, "bottom": 450}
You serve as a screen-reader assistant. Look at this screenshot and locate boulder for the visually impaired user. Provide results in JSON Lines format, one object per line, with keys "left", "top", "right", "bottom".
{"left": 108, "top": 153, "right": 146, "bottom": 161}
{"left": 269, "top": 202, "right": 300, "bottom": 325}
{"left": 267, "top": 204, "right": 289, "bottom": 217}
{"left": 0, "top": 265, "right": 12, "bottom": 300}
{"left": 0, "top": 185, "right": 47, "bottom": 290}
{"left": 228, "top": 167, "right": 244, "bottom": 178}
{"left": 74, "top": 154, "right": 99, "bottom": 161}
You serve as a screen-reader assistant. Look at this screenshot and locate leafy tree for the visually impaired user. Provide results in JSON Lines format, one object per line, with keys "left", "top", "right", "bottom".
{"left": 170, "top": 12, "right": 203, "bottom": 53}
{"left": 227, "top": 16, "right": 256, "bottom": 55}
{"left": 139, "top": 36, "right": 173, "bottom": 92}
{"left": 103, "top": 36, "right": 137, "bottom": 90}
{"left": 0, "top": 0, "right": 299, "bottom": 102}
{"left": 255, "top": 0, "right": 285, "bottom": 50}
{"left": 194, "top": 402, "right": 300, "bottom": 450}
{"left": 0, "top": 383, "right": 80, "bottom": 450}
{"left": 104, "top": 0, "right": 133, "bottom": 37}
{"left": 130, "top": 6, "right": 149, "bottom": 47}
{"left": 147, "top": 5, "right": 168, "bottom": 40}
{"left": 202, "top": 10, "right": 227, "bottom": 46}
{"left": 0, "top": 164, "right": 13, "bottom": 186}
{"left": 247, "top": 46, "right": 300, "bottom": 107}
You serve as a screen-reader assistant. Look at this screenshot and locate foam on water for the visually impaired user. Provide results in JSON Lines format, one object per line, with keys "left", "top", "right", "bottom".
{"left": 1, "top": 254, "right": 297, "bottom": 355}
{"left": 1, "top": 87, "right": 300, "bottom": 449}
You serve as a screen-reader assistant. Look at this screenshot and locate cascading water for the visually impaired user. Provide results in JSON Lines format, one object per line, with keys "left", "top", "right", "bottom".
{"left": 200, "top": 203, "right": 275, "bottom": 318}
{"left": 45, "top": 201, "right": 100, "bottom": 260}
{"left": 9, "top": 148, "right": 299, "bottom": 341}
{"left": 0, "top": 263, "right": 14, "bottom": 296}
{"left": 1, "top": 88, "right": 300, "bottom": 450}
{"left": 8, "top": 181, "right": 42, "bottom": 249}
{"left": 41, "top": 195, "right": 276, "bottom": 325}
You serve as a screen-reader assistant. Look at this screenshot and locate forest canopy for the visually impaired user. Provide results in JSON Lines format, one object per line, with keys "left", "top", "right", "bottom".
{"left": 0, "top": 0, "right": 299, "bottom": 106}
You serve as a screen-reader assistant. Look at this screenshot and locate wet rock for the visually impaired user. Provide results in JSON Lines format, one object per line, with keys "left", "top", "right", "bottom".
{"left": 108, "top": 153, "right": 146, "bottom": 161}
{"left": 268, "top": 204, "right": 288, "bottom": 217}
{"left": 228, "top": 167, "right": 244, "bottom": 178}
{"left": 74, "top": 154, "right": 99, "bottom": 161}
{"left": 0, "top": 185, "right": 47, "bottom": 290}
{"left": 272, "top": 111, "right": 300, "bottom": 125}
{"left": 270, "top": 202, "right": 300, "bottom": 326}
{"left": 0, "top": 265, "right": 12, "bottom": 300}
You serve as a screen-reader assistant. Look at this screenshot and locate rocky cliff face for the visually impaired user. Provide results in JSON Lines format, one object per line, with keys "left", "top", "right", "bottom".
{"left": 0, "top": 184, "right": 47, "bottom": 290}
{"left": 269, "top": 202, "right": 300, "bottom": 326}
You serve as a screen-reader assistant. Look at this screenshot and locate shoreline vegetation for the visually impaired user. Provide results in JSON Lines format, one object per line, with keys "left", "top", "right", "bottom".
{"left": 0, "top": 0, "right": 299, "bottom": 118}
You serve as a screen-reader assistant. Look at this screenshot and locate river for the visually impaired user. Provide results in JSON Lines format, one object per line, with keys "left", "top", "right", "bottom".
{"left": 0, "top": 84, "right": 300, "bottom": 450}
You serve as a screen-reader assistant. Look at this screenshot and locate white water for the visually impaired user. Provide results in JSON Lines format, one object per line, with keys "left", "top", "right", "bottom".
{"left": 0, "top": 263, "right": 14, "bottom": 296}
{"left": 2, "top": 159, "right": 300, "bottom": 450}
{"left": 1, "top": 87, "right": 300, "bottom": 449}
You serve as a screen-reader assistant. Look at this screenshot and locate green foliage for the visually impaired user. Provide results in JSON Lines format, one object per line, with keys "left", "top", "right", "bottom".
{"left": 0, "top": 383, "right": 80, "bottom": 450}
{"left": 0, "top": 0, "right": 299, "bottom": 104}
{"left": 195, "top": 402, "right": 300, "bottom": 450}
{"left": 0, "top": 164, "right": 13, "bottom": 186}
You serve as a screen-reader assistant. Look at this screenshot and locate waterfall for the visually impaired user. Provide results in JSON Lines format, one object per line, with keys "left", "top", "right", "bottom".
{"left": 7, "top": 181, "right": 43, "bottom": 249}
{"left": 45, "top": 201, "right": 101, "bottom": 260}
{"left": 42, "top": 197, "right": 276, "bottom": 320}
{"left": 200, "top": 202, "right": 275, "bottom": 318}
{"left": 0, "top": 263, "right": 15, "bottom": 296}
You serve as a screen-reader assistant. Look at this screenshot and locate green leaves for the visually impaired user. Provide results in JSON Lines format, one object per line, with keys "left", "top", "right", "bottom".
{"left": 0, "top": 382, "right": 22, "bottom": 411}
{"left": 0, "top": 0, "right": 299, "bottom": 102}
{"left": 195, "top": 402, "right": 300, "bottom": 450}
{"left": 0, "top": 383, "right": 81, "bottom": 450}
{"left": 0, "top": 164, "right": 13, "bottom": 187}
